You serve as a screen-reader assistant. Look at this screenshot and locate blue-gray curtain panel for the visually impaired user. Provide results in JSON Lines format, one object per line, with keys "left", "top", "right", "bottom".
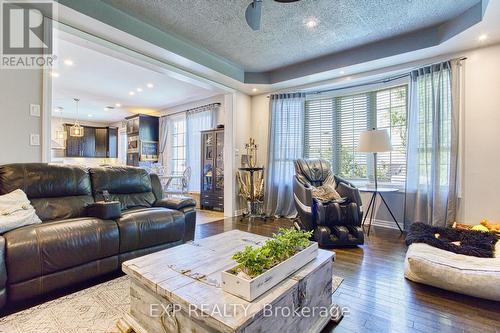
{"left": 264, "top": 93, "right": 306, "bottom": 218}
{"left": 404, "top": 60, "right": 461, "bottom": 228}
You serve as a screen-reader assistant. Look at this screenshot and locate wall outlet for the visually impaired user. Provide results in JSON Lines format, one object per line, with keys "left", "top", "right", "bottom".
{"left": 30, "top": 134, "right": 40, "bottom": 146}
{"left": 30, "top": 104, "right": 41, "bottom": 117}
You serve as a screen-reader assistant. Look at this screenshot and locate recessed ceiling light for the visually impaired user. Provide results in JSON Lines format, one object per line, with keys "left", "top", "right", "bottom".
{"left": 129, "top": 91, "right": 135, "bottom": 96}
{"left": 252, "top": 88, "right": 258, "bottom": 92}
{"left": 115, "top": 103, "right": 121, "bottom": 107}
{"left": 147, "top": 83, "right": 154, "bottom": 88}
{"left": 478, "top": 34, "right": 488, "bottom": 42}
{"left": 339, "top": 70, "right": 345, "bottom": 75}
{"left": 50, "top": 71, "right": 60, "bottom": 78}
{"left": 304, "top": 17, "right": 318, "bottom": 29}
{"left": 137, "top": 87, "right": 143, "bottom": 92}
{"left": 63, "top": 59, "right": 74, "bottom": 66}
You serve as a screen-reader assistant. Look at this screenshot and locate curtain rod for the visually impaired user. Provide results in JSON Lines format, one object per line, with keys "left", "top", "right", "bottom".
{"left": 161, "top": 103, "right": 221, "bottom": 118}
{"left": 267, "top": 57, "right": 467, "bottom": 98}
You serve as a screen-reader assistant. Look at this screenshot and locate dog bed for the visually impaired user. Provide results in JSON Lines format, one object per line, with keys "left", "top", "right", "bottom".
{"left": 405, "top": 241, "right": 500, "bottom": 301}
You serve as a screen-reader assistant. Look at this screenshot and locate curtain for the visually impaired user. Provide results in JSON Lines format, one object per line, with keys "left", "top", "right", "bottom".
{"left": 186, "top": 106, "right": 216, "bottom": 192}
{"left": 159, "top": 116, "right": 169, "bottom": 166}
{"left": 264, "top": 93, "right": 306, "bottom": 218}
{"left": 404, "top": 60, "right": 461, "bottom": 228}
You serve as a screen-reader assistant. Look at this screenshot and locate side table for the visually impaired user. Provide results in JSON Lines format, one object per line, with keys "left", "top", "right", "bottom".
{"left": 358, "top": 187, "right": 403, "bottom": 236}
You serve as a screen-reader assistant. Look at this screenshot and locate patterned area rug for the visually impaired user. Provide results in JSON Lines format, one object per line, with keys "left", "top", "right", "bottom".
{"left": 0, "top": 275, "right": 344, "bottom": 333}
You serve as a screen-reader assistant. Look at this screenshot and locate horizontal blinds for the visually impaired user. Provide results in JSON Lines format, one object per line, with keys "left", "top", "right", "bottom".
{"left": 304, "top": 99, "right": 334, "bottom": 161}
{"left": 375, "top": 86, "right": 407, "bottom": 186}
{"left": 335, "top": 93, "right": 370, "bottom": 179}
{"left": 304, "top": 84, "right": 408, "bottom": 186}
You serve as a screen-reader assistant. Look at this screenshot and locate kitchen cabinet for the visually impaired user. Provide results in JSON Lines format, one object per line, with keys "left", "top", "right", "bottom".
{"left": 65, "top": 125, "right": 118, "bottom": 158}
{"left": 82, "top": 127, "right": 96, "bottom": 157}
{"left": 125, "top": 115, "right": 159, "bottom": 167}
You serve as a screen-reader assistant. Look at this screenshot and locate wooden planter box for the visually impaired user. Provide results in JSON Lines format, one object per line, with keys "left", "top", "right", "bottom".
{"left": 221, "top": 242, "right": 319, "bottom": 301}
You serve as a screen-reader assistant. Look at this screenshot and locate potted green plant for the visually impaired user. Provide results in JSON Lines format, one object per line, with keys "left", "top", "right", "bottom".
{"left": 221, "top": 228, "right": 318, "bottom": 301}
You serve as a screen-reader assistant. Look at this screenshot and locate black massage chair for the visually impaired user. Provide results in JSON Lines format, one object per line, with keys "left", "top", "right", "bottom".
{"left": 293, "top": 159, "right": 364, "bottom": 247}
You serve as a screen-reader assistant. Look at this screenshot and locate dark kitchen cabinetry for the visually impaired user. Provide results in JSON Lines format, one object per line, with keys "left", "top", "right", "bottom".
{"left": 82, "top": 127, "right": 96, "bottom": 157}
{"left": 65, "top": 125, "right": 118, "bottom": 158}
{"left": 126, "top": 115, "right": 159, "bottom": 167}
{"left": 200, "top": 129, "right": 224, "bottom": 211}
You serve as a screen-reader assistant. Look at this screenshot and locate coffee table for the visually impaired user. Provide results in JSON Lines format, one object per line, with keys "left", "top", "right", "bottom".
{"left": 122, "top": 230, "right": 335, "bottom": 333}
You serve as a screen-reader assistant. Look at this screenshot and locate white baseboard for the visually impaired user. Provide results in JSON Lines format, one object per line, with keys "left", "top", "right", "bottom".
{"left": 368, "top": 218, "right": 403, "bottom": 230}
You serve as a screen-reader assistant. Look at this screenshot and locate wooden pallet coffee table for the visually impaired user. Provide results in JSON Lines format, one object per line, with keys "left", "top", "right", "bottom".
{"left": 122, "top": 230, "right": 335, "bottom": 333}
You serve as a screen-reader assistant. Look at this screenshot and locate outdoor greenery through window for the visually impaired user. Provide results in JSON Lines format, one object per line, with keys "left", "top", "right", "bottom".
{"left": 304, "top": 85, "right": 408, "bottom": 186}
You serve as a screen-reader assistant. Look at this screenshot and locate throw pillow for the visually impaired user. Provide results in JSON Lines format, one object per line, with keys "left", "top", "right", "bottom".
{"left": 311, "top": 183, "right": 341, "bottom": 202}
{"left": 0, "top": 189, "right": 42, "bottom": 234}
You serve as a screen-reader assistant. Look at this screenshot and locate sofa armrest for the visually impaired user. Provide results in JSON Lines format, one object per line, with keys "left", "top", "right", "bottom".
{"left": 0, "top": 236, "right": 6, "bottom": 309}
{"left": 155, "top": 197, "right": 196, "bottom": 242}
{"left": 154, "top": 197, "right": 196, "bottom": 211}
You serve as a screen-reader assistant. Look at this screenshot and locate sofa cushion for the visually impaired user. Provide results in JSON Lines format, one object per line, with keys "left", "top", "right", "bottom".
{"left": 90, "top": 167, "right": 156, "bottom": 210}
{"left": 3, "top": 217, "right": 119, "bottom": 284}
{"left": 0, "top": 164, "right": 94, "bottom": 221}
{"left": 116, "top": 207, "right": 185, "bottom": 253}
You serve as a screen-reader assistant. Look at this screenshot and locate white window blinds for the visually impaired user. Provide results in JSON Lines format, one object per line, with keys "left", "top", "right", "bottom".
{"left": 304, "top": 84, "right": 408, "bottom": 186}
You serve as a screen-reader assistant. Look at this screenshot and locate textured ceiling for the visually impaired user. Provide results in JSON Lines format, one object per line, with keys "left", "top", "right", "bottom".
{"left": 101, "top": 0, "right": 479, "bottom": 72}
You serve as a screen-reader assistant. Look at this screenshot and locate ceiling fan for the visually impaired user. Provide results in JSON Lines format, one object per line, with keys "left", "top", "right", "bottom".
{"left": 245, "top": 0, "right": 302, "bottom": 31}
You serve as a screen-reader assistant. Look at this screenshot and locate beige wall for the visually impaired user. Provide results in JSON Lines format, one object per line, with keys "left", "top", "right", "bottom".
{"left": 232, "top": 92, "right": 253, "bottom": 215}
{"left": 249, "top": 43, "right": 500, "bottom": 225}
{"left": 0, "top": 69, "right": 43, "bottom": 165}
{"left": 460, "top": 44, "right": 500, "bottom": 223}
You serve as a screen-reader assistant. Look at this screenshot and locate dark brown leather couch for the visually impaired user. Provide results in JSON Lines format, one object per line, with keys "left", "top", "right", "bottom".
{"left": 0, "top": 164, "right": 196, "bottom": 308}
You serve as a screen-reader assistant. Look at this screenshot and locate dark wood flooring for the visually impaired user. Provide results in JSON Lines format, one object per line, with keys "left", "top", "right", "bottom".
{"left": 197, "top": 217, "right": 500, "bottom": 333}
{"left": 3, "top": 216, "right": 499, "bottom": 333}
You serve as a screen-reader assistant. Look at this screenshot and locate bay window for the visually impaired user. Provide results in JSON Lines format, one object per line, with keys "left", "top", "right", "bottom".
{"left": 304, "top": 85, "right": 408, "bottom": 186}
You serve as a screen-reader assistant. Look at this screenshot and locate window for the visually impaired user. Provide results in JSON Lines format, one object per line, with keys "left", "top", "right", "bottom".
{"left": 304, "top": 85, "right": 408, "bottom": 186}
{"left": 170, "top": 113, "right": 186, "bottom": 176}
{"left": 164, "top": 108, "right": 214, "bottom": 190}
{"left": 416, "top": 69, "right": 452, "bottom": 186}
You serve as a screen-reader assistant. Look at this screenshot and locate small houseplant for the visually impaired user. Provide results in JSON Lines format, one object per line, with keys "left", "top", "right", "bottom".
{"left": 222, "top": 228, "right": 318, "bottom": 301}
{"left": 230, "top": 228, "right": 313, "bottom": 279}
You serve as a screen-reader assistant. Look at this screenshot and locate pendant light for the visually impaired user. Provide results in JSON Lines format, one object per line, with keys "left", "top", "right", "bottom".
{"left": 69, "top": 98, "right": 84, "bottom": 137}
{"left": 55, "top": 107, "right": 67, "bottom": 140}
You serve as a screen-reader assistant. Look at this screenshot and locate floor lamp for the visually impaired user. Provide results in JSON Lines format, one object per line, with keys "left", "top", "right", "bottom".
{"left": 357, "top": 129, "right": 403, "bottom": 235}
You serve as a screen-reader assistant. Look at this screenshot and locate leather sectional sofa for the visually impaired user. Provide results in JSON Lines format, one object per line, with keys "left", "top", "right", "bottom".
{"left": 0, "top": 163, "right": 196, "bottom": 309}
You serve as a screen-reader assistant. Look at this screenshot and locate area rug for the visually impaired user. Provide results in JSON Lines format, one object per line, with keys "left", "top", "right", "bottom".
{"left": 0, "top": 275, "right": 344, "bottom": 333}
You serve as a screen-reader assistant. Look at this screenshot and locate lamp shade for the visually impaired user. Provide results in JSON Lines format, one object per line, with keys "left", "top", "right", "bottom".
{"left": 357, "top": 129, "right": 393, "bottom": 153}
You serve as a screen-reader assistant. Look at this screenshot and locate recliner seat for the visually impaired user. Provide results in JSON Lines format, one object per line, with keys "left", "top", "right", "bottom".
{"left": 0, "top": 163, "right": 196, "bottom": 308}
{"left": 293, "top": 159, "right": 364, "bottom": 247}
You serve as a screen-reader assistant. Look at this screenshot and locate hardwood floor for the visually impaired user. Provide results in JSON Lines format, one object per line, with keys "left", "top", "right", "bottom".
{"left": 197, "top": 217, "right": 500, "bottom": 333}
